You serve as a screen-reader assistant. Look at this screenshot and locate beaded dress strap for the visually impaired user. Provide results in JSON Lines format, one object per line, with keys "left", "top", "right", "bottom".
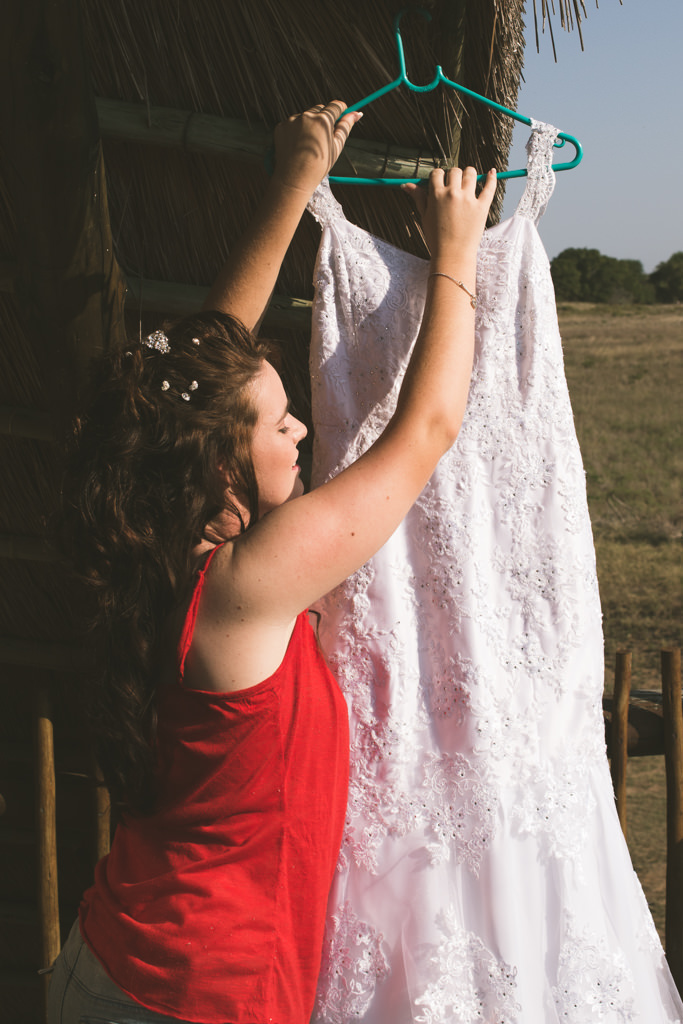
{"left": 515, "top": 119, "right": 560, "bottom": 226}
{"left": 307, "top": 177, "right": 346, "bottom": 227}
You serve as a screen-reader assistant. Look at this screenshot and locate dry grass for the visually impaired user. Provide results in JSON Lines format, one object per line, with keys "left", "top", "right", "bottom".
{"left": 559, "top": 302, "right": 683, "bottom": 939}
{"left": 626, "top": 756, "right": 668, "bottom": 940}
{"left": 560, "top": 303, "right": 682, "bottom": 691}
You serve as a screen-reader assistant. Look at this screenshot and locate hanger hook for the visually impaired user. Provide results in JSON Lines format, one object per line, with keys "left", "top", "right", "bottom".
{"left": 339, "top": 7, "right": 439, "bottom": 118}
{"left": 393, "top": 8, "right": 432, "bottom": 82}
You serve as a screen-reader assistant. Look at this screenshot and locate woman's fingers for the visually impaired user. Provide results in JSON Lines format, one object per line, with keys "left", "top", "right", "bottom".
{"left": 325, "top": 99, "right": 348, "bottom": 120}
{"left": 480, "top": 167, "right": 498, "bottom": 200}
{"left": 427, "top": 167, "right": 446, "bottom": 192}
{"left": 461, "top": 165, "right": 478, "bottom": 189}
{"left": 332, "top": 109, "right": 362, "bottom": 150}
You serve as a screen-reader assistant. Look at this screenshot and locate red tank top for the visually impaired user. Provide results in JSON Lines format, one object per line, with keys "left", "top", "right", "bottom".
{"left": 79, "top": 547, "right": 349, "bottom": 1024}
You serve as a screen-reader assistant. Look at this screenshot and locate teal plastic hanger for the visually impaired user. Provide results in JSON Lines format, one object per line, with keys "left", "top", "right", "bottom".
{"left": 329, "top": 9, "right": 583, "bottom": 186}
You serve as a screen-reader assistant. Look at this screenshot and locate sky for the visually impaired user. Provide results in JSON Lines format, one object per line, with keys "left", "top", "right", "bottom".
{"left": 499, "top": 0, "right": 683, "bottom": 272}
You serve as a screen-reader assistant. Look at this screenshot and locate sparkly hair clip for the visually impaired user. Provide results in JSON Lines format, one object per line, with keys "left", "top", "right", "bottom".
{"left": 144, "top": 330, "right": 171, "bottom": 354}
{"left": 161, "top": 379, "right": 199, "bottom": 400}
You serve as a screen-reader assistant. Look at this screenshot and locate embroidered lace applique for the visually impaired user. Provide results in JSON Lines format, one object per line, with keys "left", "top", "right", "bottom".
{"left": 412, "top": 911, "right": 521, "bottom": 1024}
{"left": 552, "top": 916, "right": 636, "bottom": 1022}
{"left": 315, "top": 902, "right": 391, "bottom": 1024}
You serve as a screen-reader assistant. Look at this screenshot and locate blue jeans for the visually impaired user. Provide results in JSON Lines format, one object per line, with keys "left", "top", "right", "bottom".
{"left": 47, "top": 919, "right": 200, "bottom": 1024}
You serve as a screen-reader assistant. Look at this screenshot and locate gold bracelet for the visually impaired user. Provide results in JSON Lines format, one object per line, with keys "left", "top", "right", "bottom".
{"left": 428, "top": 272, "right": 477, "bottom": 310}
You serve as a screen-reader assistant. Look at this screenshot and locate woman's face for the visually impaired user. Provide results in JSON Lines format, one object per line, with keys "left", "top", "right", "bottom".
{"left": 249, "top": 361, "right": 307, "bottom": 517}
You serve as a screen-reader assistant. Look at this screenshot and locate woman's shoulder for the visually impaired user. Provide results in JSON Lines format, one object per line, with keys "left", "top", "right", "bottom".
{"left": 180, "top": 539, "right": 302, "bottom": 695}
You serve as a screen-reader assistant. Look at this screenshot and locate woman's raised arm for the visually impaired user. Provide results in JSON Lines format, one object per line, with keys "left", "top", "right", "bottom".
{"left": 205, "top": 167, "right": 497, "bottom": 644}
{"left": 202, "top": 102, "right": 362, "bottom": 329}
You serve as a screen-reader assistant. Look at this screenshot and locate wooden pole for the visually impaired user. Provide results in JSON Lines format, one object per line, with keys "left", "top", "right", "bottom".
{"left": 33, "top": 686, "right": 60, "bottom": 1018}
{"left": 611, "top": 650, "right": 631, "bottom": 836}
{"left": 662, "top": 647, "right": 683, "bottom": 994}
{"left": 94, "top": 97, "right": 437, "bottom": 181}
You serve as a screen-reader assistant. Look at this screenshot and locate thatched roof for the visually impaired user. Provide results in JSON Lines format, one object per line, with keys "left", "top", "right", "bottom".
{"left": 2, "top": 0, "right": 531, "bottom": 656}
{"left": 0, "top": 0, "right": 595, "bottom": 1008}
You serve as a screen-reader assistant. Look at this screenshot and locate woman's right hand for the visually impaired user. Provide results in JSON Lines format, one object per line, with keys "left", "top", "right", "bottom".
{"left": 272, "top": 102, "right": 362, "bottom": 198}
{"left": 403, "top": 167, "right": 497, "bottom": 263}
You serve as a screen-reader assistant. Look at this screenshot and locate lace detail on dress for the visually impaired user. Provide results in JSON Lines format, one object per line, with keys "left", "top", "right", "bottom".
{"left": 315, "top": 902, "right": 391, "bottom": 1024}
{"left": 552, "top": 916, "right": 636, "bottom": 1022}
{"left": 307, "top": 176, "right": 345, "bottom": 227}
{"left": 412, "top": 910, "right": 521, "bottom": 1024}
{"left": 515, "top": 119, "right": 560, "bottom": 225}
{"left": 325, "top": 616, "right": 498, "bottom": 877}
{"left": 512, "top": 753, "right": 597, "bottom": 869}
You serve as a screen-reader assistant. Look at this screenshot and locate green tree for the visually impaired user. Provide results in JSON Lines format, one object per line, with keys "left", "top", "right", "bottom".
{"left": 550, "top": 248, "right": 654, "bottom": 303}
{"left": 649, "top": 252, "right": 683, "bottom": 303}
{"left": 551, "top": 248, "right": 603, "bottom": 301}
{"left": 593, "top": 257, "right": 654, "bottom": 304}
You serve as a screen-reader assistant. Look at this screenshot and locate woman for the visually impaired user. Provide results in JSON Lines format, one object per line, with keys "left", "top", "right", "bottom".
{"left": 49, "top": 102, "right": 496, "bottom": 1024}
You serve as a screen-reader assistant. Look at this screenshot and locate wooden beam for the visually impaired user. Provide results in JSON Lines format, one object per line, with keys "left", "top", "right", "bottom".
{"left": 125, "top": 277, "right": 313, "bottom": 331}
{"left": 1, "top": 268, "right": 313, "bottom": 333}
{"left": 95, "top": 97, "right": 436, "bottom": 181}
{"left": 603, "top": 697, "right": 666, "bottom": 758}
{"left": 0, "top": 533, "right": 59, "bottom": 561}
{"left": 0, "top": 637, "right": 88, "bottom": 672}
{"left": 0, "top": 407, "right": 55, "bottom": 442}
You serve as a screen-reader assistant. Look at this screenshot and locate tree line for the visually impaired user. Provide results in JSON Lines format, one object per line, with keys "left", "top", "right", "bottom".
{"left": 550, "top": 249, "right": 683, "bottom": 304}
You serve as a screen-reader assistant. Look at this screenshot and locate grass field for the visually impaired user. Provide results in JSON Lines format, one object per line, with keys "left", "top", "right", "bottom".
{"left": 559, "top": 302, "right": 683, "bottom": 938}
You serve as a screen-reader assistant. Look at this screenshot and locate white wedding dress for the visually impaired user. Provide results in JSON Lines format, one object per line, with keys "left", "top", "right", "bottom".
{"left": 306, "top": 123, "right": 683, "bottom": 1023}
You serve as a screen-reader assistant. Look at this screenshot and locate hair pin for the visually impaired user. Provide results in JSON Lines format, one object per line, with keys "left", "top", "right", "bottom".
{"left": 144, "top": 330, "right": 171, "bottom": 354}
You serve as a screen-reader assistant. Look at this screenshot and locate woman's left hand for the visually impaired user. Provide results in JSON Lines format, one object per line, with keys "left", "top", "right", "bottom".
{"left": 202, "top": 103, "right": 360, "bottom": 329}
{"left": 272, "top": 102, "right": 362, "bottom": 196}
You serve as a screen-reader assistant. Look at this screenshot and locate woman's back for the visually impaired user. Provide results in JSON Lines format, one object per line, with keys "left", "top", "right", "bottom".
{"left": 79, "top": 548, "right": 349, "bottom": 1024}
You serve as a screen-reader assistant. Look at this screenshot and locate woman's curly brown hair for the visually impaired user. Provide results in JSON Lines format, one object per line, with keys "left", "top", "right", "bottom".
{"left": 60, "top": 311, "right": 270, "bottom": 815}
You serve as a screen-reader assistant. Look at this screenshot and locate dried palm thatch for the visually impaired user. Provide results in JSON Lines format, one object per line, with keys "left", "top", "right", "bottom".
{"left": 532, "top": 0, "right": 611, "bottom": 56}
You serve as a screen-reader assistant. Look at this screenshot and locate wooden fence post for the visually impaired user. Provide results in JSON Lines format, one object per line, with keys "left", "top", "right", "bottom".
{"left": 662, "top": 647, "right": 683, "bottom": 995}
{"left": 34, "top": 686, "right": 60, "bottom": 1019}
{"left": 611, "top": 650, "right": 631, "bottom": 836}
